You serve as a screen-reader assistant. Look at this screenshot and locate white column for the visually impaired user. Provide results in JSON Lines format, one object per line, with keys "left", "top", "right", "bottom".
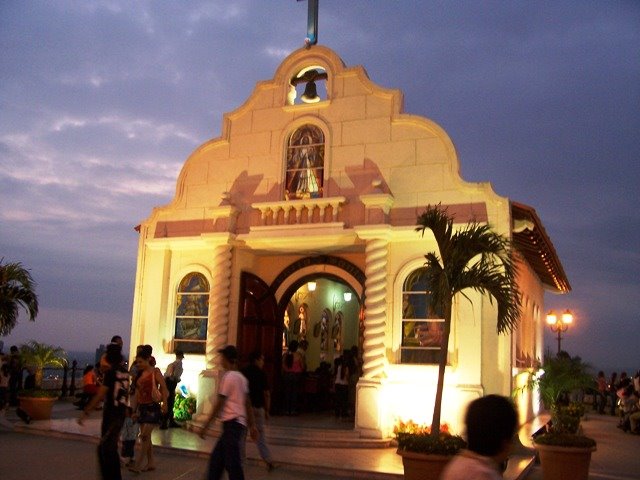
{"left": 205, "top": 244, "right": 233, "bottom": 370}
{"left": 353, "top": 227, "right": 392, "bottom": 439}
{"left": 362, "top": 236, "right": 390, "bottom": 379}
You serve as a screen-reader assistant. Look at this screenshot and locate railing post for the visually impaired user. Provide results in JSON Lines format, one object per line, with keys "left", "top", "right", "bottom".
{"left": 69, "top": 360, "right": 77, "bottom": 397}
{"left": 61, "top": 363, "right": 69, "bottom": 397}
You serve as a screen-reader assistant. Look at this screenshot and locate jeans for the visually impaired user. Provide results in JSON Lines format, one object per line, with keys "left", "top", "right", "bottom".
{"left": 253, "top": 407, "right": 272, "bottom": 463}
{"left": 207, "top": 420, "right": 247, "bottom": 480}
{"left": 98, "top": 414, "right": 125, "bottom": 480}
{"left": 595, "top": 391, "right": 606, "bottom": 413}
{"left": 162, "top": 377, "right": 177, "bottom": 426}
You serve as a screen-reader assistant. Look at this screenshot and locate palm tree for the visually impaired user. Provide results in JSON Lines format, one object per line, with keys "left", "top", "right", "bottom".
{"left": 416, "top": 205, "right": 522, "bottom": 437}
{"left": 0, "top": 259, "right": 39, "bottom": 336}
{"left": 20, "top": 340, "right": 67, "bottom": 389}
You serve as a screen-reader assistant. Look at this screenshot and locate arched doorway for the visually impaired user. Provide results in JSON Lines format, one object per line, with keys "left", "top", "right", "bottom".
{"left": 237, "top": 256, "right": 365, "bottom": 428}
{"left": 277, "top": 275, "right": 362, "bottom": 426}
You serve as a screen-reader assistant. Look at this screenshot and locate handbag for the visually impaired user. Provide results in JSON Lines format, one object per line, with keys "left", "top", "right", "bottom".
{"left": 151, "top": 383, "right": 162, "bottom": 403}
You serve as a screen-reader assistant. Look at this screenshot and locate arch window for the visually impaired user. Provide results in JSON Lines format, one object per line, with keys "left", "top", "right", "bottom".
{"left": 174, "top": 272, "right": 210, "bottom": 354}
{"left": 284, "top": 124, "right": 325, "bottom": 200}
{"left": 400, "top": 267, "right": 444, "bottom": 364}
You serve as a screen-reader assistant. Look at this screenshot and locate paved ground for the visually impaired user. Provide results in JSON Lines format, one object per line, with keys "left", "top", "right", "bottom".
{"left": 1, "top": 401, "right": 638, "bottom": 479}
{"left": 0, "top": 430, "right": 362, "bottom": 480}
{"left": 526, "top": 411, "right": 640, "bottom": 480}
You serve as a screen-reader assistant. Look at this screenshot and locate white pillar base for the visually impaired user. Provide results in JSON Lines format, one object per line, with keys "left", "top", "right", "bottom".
{"left": 191, "top": 369, "right": 217, "bottom": 423}
{"left": 355, "top": 377, "right": 386, "bottom": 439}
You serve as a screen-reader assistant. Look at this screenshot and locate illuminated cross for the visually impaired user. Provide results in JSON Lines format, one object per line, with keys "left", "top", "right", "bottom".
{"left": 298, "top": 0, "right": 319, "bottom": 45}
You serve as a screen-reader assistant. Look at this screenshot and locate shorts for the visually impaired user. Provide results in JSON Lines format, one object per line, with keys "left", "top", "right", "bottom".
{"left": 137, "top": 403, "right": 161, "bottom": 424}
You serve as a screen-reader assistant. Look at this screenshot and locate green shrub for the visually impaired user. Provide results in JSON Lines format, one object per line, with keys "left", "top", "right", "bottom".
{"left": 534, "top": 432, "right": 596, "bottom": 448}
{"left": 396, "top": 431, "right": 467, "bottom": 455}
{"left": 173, "top": 394, "right": 197, "bottom": 421}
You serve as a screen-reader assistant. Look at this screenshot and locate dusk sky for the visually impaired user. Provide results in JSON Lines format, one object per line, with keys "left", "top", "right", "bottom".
{"left": 1, "top": 1, "right": 638, "bottom": 374}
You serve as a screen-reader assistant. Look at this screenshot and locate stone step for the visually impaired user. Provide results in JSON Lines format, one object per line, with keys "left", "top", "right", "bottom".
{"left": 189, "top": 421, "right": 394, "bottom": 449}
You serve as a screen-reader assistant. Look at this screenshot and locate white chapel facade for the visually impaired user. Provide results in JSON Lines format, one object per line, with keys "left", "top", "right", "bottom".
{"left": 129, "top": 45, "right": 569, "bottom": 437}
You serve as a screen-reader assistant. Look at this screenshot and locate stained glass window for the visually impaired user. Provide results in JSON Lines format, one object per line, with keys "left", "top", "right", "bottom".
{"left": 284, "top": 124, "right": 324, "bottom": 200}
{"left": 174, "top": 272, "right": 209, "bottom": 354}
{"left": 400, "top": 268, "right": 445, "bottom": 364}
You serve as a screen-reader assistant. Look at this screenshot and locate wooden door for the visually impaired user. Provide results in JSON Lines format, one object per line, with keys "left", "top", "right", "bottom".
{"left": 237, "top": 271, "right": 281, "bottom": 411}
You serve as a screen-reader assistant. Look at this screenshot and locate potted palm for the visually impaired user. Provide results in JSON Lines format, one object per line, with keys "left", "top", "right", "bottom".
{"left": 522, "top": 354, "right": 596, "bottom": 480}
{"left": 395, "top": 206, "right": 522, "bottom": 479}
{"left": 18, "top": 340, "right": 67, "bottom": 420}
{"left": 394, "top": 420, "right": 466, "bottom": 480}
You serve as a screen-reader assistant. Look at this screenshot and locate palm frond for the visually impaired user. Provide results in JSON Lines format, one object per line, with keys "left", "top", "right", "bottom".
{"left": 0, "top": 260, "right": 39, "bottom": 335}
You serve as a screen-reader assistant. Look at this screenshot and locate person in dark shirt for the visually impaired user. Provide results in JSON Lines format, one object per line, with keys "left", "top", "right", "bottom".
{"left": 78, "top": 343, "right": 130, "bottom": 480}
{"left": 241, "top": 350, "right": 275, "bottom": 471}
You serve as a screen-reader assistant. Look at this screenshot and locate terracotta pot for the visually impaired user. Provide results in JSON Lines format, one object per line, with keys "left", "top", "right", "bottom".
{"left": 18, "top": 396, "right": 58, "bottom": 420}
{"left": 397, "top": 449, "right": 453, "bottom": 480}
{"left": 535, "top": 443, "right": 596, "bottom": 480}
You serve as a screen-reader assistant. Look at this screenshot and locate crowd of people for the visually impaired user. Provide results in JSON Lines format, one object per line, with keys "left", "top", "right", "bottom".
{"left": 281, "top": 340, "right": 363, "bottom": 420}
{"left": 594, "top": 370, "right": 640, "bottom": 435}
{"left": 75, "top": 336, "right": 187, "bottom": 478}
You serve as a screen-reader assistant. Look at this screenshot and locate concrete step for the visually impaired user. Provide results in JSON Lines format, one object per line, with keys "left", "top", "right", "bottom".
{"left": 189, "top": 421, "right": 394, "bottom": 449}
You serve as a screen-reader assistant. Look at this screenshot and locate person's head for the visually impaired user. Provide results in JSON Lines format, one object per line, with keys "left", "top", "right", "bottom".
{"left": 10, "top": 345, "right": 18, "bottom": 354}
{"left": 249, "top": 350, "right": 264, "bottom": 368}
{"left": 104, "top": 343, "right": 123, "bottom": 368}
{"left": 110, "top": 335, "right": 123, "bottom": 347}
{"left": 175, "top": 350, "right": 184, "bottom": 360}
{"left": 139, "top": 344, "right": 153, "bottom": 358}
{"left": 135, "top": 345, "right": 153, "bottom": 370}
{"left": 288, "top": 340, "right": 299, "bottom": 353}
{"left": 598, "top": 370, "right": 605, "bottom": 377}
{"left": 218, "top": 345, "right": 239, "bottom": 370}
{"left": 83, "top": 364, "right": 94, "bottom": 375}
{"left": 465, "top": 395, "right": 518, "bottom": 461}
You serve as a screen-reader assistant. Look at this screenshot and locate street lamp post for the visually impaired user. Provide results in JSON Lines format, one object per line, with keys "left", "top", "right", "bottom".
{"left": 546, "top": 309, "right": 573, "bottom": 355}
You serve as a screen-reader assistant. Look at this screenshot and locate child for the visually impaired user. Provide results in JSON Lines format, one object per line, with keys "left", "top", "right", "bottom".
{"left": 120, "top": 407, "right": 139, "bottom": 466}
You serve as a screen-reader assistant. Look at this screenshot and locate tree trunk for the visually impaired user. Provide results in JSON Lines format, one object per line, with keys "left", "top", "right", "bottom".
{"left": 431, "top": 301, "right": 452, "bottom": 437}
{"left": 35, "top": 367, "right": 44, "bottom": 389}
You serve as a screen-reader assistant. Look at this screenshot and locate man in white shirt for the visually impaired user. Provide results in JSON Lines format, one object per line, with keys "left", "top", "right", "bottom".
{"left": 441, "top": 395, "right": 518, "bottom": 480}
{"left": 161, "top": 350, "right": 184, "bottom": 429}
{"left": 200, "top": 345, "right": 258, "bottom": 480}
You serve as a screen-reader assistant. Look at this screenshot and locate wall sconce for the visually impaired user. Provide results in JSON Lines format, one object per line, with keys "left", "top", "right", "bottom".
{"left": 343, "top": 292, "right": 352, "bottom": 302}
{"left": 308, "top": 281, "right": 317, "bottom": 292}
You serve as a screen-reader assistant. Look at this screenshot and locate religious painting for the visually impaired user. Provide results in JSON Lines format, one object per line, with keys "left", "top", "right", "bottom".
{"left": 284, "top": 124, "right": 324, "bottom": 200}
{"left": 400, "top": 268, "right": 444, "bottom": 364}
{"left": 174, "top": 272, "right": 210, "bottom": 354}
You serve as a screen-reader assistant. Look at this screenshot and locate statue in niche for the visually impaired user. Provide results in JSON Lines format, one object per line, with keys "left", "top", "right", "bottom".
{"left": 283, "top": 308, "right": 291, "bottom": 350}
{"left": 293, "top": 303, "right": 308, "bottom": 341}
{"left": 332, "top": 311, "right": 343, "bottom": 352}
{"left": 285, "top": 125, "right": 324, "bottom": 200}
{"left": 314, "top": 308, "right": 331, "bottom": 352}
